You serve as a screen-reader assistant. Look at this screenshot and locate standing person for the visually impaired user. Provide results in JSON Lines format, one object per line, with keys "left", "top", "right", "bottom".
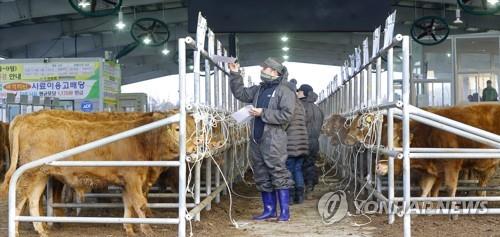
{"left": 297, "top": 84, "right": 324, "bottom": 200}
{"left": 228, "top": 57, "right": 295, "bottom": 222}
{"left": 286, "top": 79, "right": 309, "bottom": 205}
{"left": 482, "top": 80, "right": 498, "bottom": 101}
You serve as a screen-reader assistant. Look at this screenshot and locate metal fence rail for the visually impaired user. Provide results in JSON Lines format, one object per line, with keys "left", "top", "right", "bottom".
{"left": 8, "top": 12, "right": 250, "bottom": 237}
{"left": 317, "top": 10, "right": 500, "bottom": 237}
{"left": 8, "top": 114, "right": 184, "bottom": 237}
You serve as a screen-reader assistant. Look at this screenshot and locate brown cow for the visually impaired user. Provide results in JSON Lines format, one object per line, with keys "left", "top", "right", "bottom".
{"left": 1, "top": 111, "right": 198, "bottom": 237}
{"left": 393, "top": 104, "right": 500, "bottom": 199}
{"left": 348, "top": 103, "right": 500, "bottom": 200}
{"left": 321, "top": 114, "right": 348, "bottom": 145}
{"left": 7, "top": 109, "right": 222, "bottom": 190}
{"left": 0, "top": 122, "right": 9, "bottom": 178}
{"left": 6, "top": 110, "right": 181, "bottom": 217}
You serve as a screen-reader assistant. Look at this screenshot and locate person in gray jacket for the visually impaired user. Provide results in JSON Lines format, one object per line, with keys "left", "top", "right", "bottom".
{"left": 228, "top": 57, "right": 295, "bottom": 222}
{"left": 286, "top": 79, "right": 309, "bottom": 205}
{"left": 297, "top": 84, "right": 324, "bottom": 200}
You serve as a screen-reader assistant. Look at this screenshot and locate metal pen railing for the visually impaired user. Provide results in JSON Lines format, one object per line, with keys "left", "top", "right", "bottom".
{"left": 8, "top": 12, "right": 250, "bottom": 237}
{"left": 318, "top": 10, "right": 500, "bottom": 237}
{"left": 8, "top": 114, "right": 184, "bottom": 237}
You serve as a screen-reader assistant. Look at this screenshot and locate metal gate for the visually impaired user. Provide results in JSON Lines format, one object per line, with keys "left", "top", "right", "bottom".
{"left": 8, "top": 12, "right": 250, "bottom": 237}
{"left": 318, "top": 11, "right": 500, "bottom": 237}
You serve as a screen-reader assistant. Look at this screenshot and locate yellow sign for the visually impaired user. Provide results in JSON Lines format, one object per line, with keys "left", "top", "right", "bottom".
{"left": 0, "top": 62, "right": 100, "bottom": 82}
{"left": 0, "top": 64, "right": 23, "bottom": 81}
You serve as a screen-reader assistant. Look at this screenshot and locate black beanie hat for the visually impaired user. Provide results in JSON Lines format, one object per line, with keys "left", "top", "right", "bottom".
{"left": 298, "top": 84, "right": 313, "bottom": 97}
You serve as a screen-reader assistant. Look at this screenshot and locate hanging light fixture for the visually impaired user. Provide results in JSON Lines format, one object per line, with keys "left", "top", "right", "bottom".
{"left": 78, "top": 0, "right": 91, "bottom": 9}
{"left": 454, "top": 7, "right": 463, "bottom": 24}
{"left": 161, "top": 43, "right": 170, "bottom": 55}
{"left": 115, "top": 8, "right": 126, "bottom": 30}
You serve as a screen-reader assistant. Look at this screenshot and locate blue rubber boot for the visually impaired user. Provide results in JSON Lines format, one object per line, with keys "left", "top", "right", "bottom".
{"left": 277, "top": 189, "right": 290, "bottom": 221}
{"left": 252, "top": 191, "right": 277, "bottom": 220}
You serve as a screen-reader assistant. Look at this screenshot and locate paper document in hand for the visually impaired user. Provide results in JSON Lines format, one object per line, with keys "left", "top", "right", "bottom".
{"left": 231, "top": 105, "right": 254, "bottom": 124}
{"left": 212, "top": 55, "right": 237, "bottom": 64}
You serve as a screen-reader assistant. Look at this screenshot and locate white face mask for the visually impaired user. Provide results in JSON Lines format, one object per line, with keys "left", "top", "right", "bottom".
{"left": 297, "top": 91, "right": 306, "bottom": 98}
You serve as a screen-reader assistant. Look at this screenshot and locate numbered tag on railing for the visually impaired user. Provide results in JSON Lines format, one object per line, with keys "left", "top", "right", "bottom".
{"left": 333, "top": 75, "right": 338, "bottom": 90}
{"left": 196, "top": 12, "right": 208, "bottom": 51}
{"left": 340, "top": 66, "right": 345, "bottom": 82}
{"left": 355, "top": 47, "right": 361, "bottom": 71}
{"left": 372, "top": 26, "right": 381, "bottom": 59}
{"left": 343, "top": 61, "right": 349, "bottom": 81}
{"left": 207, "top": 30, "right": 214, "bottom": 56}
{"left": 348, "top": 55, "right": 353, "bottom": 77}
{"left": 345, "top": 62, "right": 350, "bottom": 78}
{"left": 223, "top": 49, "right": 229, "bottom": 68}
{"left": 216, "top": 40, "right": 223, "bottom": 60}
{"left": 363, "top": 38, "right": 369, "bottom": 66}
{"left": 383, "top": 10, "right": 397, "bottom": 48}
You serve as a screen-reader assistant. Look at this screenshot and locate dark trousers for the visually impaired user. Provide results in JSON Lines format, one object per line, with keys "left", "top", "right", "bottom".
{"left": 250, "top": 140, "right": 294, "bottom": 192}
{"left": 303, "top": 152, "right": 319, "bottom": 187}
{"left": 286, "top": 156, "right": 305, "bottom": 188}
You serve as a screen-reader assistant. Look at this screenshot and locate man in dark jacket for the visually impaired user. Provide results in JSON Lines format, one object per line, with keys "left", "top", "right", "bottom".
{"left": 298, "top": 84, "right": 324, "bottom": 200}
{"left": 229, "top": 57, "right": 295, "bottom": 222}
{"left": 285, "top": 79, "right": 309, "bottom": 205}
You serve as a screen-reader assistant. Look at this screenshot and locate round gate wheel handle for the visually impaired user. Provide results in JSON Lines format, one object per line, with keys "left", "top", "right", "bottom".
{"left": 68, "top": 0, "right": 122, "bottom": 17}
{"left": 130, "top": 18, "right": 171, "bottom": 47}
{"left": 457, "top": 0, "right": 500, "bottom": 16}
{"left": 411, "top": 16, "right": 450, "bottom": 46}
{"left": 114, "top": 18, "right": 170, "bottom": 59}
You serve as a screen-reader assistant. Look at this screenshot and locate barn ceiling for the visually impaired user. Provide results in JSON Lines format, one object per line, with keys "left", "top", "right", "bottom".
{"left": 0, "top": 0, "right": 499, "bottom": 85}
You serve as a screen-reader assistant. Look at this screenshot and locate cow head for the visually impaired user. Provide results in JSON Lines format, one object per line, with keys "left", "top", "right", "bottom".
{"left": 344, "top": 113, "right": 381, "bottom": 146}
{"left": 184, "top": 114, "right": 198, "bottom": 154}
{"left": 189, "top": 112, "right": 229, "bottom": 152}
{"left": 149, "top": 111, "right": 198, "bottom": 158}
{"left": 376, "top": 158, "right": 405, "bottom": 177}
{"left": 376, "top": 159, "right": 389, "bottom": 176}
{"left": 321, "top": 114, "right": 348, "bottom": 145}
{"left": 205, "top": 119, "right": 227, "bottom": 150}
